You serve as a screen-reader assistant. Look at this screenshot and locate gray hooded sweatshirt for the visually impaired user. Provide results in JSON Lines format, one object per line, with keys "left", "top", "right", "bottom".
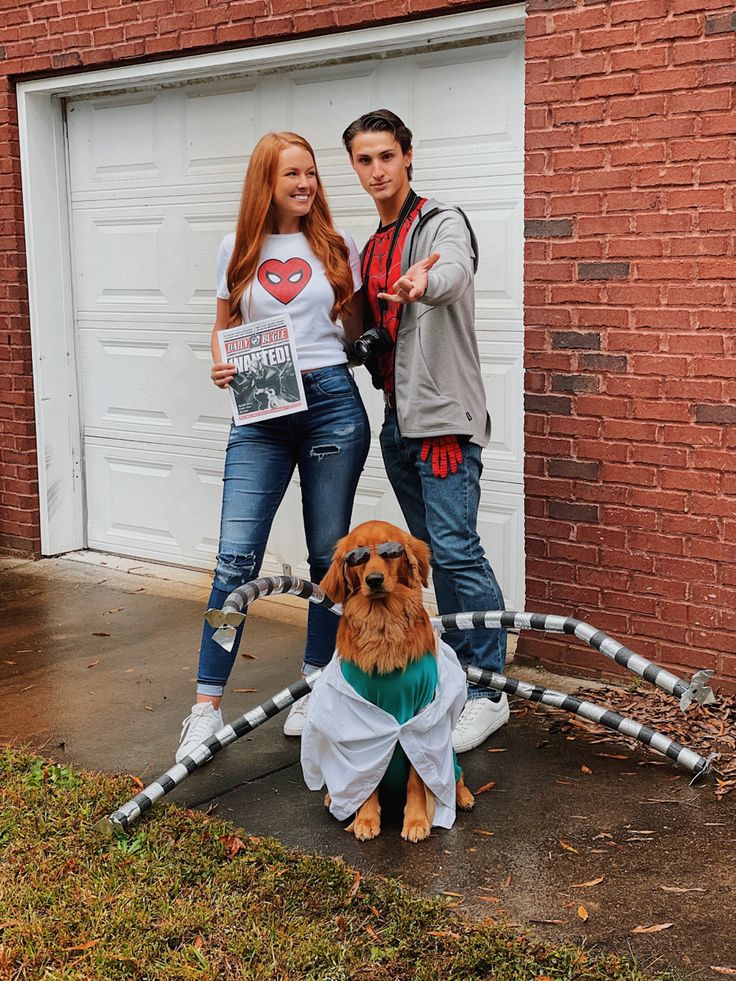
{"left": 387, "top": 197, "right": 491, "bottom": 447}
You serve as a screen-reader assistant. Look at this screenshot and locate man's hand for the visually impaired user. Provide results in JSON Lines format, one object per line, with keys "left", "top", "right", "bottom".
{"left": 377, "top": 252, "right": 440, "bottom": 305}
{"left": 420, "top": 435, "right": 463, "bottom": 479}
{"left": 211, "top": 361, "right": 237, "bottom": 388}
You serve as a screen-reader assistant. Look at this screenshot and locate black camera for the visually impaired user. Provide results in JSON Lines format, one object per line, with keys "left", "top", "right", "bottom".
{"left": 352, "top": 326, "right": 393, "bottom": 364}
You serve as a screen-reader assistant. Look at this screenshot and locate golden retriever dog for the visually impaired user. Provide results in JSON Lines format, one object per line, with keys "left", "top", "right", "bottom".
{"left": 318, "top": 520, "right": 475, "bottom": 842}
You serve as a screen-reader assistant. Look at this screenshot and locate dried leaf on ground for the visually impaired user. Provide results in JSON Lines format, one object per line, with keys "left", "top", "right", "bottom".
{"left": 240, "top": 651, "right": 258, "bottom": 659}
{"left": 661, "top": 885, "right": 705, "bottom": 893}
{"left": 87, "top": 660, "right": 100, "bottom": 669}
{"left": 581, "top": 765, "right": 593, "bottom": 775}
{"left": 631, "top": 922, "right": 674, "bottom": 934}
{"left": 474, "top": 781, "right": 496, "bottom": 795}
{"left": 63, "top": 940, "right": 100, "bottom": 952}
{"left": 471, "top": 829, "right": 494, "bottom": 837}
{"left": 711, "top": 968, "right": 736, "bottom": 975}
{"left": 218, "top": 834, "right": 247, "bottom": 859}
{"left": 533, "top": 682, "right": 736, "bottom": 798}
{"left": 233, "top": 688, "right": 259, "bottom": 693}
{"left": 128, "top": 774, "right": 144, "bottom": 791}
{"left": 572, "top": 876, "right": 605, "bottom": 888}
{"left": 577, "top": 906, "right": 589, "bottom": 922}
{"left": 559, "top": 840, "right": 579, "bottom": 853}
{"left": 345, "top": 871, "right": 362, "bottom": 901}
{"left": 92, "top": 632, "right": 110, "bottom": 637}
{"left": 486, "top": 748, "right": 508, "bottom": 753}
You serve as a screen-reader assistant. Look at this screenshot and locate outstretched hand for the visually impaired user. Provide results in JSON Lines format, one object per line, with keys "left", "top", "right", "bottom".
{"left": 377, "top": 252, "right": 440, "bottom": 305}
{"left": 420, "top": 435, "right": 463, "bottom": 479}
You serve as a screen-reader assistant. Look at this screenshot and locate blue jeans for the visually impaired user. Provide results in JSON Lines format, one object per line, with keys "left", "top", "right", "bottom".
{"left": 197, "top": 365, "right": 370, "bottom": 697}
{"left": 379, "top": 410, "right": 506, "bottom": 700}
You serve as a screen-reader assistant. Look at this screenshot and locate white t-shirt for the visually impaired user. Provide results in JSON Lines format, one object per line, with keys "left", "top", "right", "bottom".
{"left": 216, "top": 230, "right": 361, "bottom": 372}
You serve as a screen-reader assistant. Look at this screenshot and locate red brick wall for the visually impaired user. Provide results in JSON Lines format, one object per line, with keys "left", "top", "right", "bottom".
{"left": 522, "top": 0, "right": 736, "bottom": 692}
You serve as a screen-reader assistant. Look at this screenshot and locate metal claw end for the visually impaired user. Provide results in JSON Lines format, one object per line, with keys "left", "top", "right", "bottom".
{"left": 680, "top": 669, "right": 717, "bottom": 711}
{"left": 93, "top": 816, "right": 118, "bottom": 838}
{"left": 212, "top": 626, "right": 237, "bottom": 652}
{"left": 689, "top": 751, "right": 720, "bottom": 785}
{"left": 205, "top": 609, "right": 246, "bottom": 652}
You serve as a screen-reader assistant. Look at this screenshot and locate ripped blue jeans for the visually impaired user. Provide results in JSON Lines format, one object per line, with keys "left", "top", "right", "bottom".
{"left": 197, "top": 364, "right": 370, "bottom": 697}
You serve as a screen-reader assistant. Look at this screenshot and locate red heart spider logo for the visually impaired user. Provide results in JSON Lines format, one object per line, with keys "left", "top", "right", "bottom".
{"left": 257, "top": 258, "right": 312, "bottom": 304}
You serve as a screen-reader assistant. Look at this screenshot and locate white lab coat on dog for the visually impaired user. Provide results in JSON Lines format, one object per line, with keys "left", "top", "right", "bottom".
{"left": 300, "top": 637, "right": 467, "bottom": 829}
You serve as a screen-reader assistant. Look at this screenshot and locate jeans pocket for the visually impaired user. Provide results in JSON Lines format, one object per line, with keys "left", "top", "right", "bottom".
{"left": 313, "top": 367, "right": 355, "bottom": 399}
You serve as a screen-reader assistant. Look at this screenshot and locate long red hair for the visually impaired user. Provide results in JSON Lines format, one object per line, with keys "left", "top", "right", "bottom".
{"left": 226, "top": 132, "right": 354, "bottom": 325}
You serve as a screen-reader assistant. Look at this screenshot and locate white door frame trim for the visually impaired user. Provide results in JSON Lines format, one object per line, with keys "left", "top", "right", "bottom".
{"left": 18, "top": 4, "right": 526, "bottom": 554}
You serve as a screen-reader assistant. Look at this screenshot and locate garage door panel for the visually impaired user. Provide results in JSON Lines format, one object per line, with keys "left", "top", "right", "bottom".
{"left": 472, "top": 199, "right": 524, "bottom": 322}
{"left": 67, "top": 98, "right": 160, "bottom": 189}
{"left": 289, "top": 67, "right": 377, "bottom": 152}
{"left": 414, "top": 44, "right": 523, "bottom": 150}
{"left": 72, "top": 208, "right": 231, "bottom": 316}
{"left": 68, "top": 37, "right": 525, "bottom": 604}
{"left": 477, "top": 486, "right": 524, "bottom": 611}
{"left": 184, "top": 214, "right": 234, "bottom": 309}
{"left": 184, "top": 86, "right": 256, "bottom": 175}
{"left": 73, "top": 215, "right": 168, "bottom": 310}
{"left": 78, "top": 328, "right": 229, "bottom": 447}
{"left": 85, "top": 441, "right": 223, "bottom": 564}
{"left": 478, "top": 339, "right": 524, "bottom": 482}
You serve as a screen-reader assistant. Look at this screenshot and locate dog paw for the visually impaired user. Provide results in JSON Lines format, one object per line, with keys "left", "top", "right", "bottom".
{"left": 401, "top": 817, "right": 431, "bottom": 843}
{"left": 353, "top": 816, "right": 381, "bottom": 841}
{"left": 456, "top": 785, "right": 475, "bottom": 811}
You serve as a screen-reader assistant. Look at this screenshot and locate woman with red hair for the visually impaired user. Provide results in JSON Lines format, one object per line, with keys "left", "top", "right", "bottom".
{"left": 177, "top": 132, "right": 370, "bottom": 760}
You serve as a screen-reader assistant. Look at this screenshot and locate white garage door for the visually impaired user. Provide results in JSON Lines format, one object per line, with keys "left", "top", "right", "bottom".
{"left": 66, "top": 37, "right": 525, "bottom": 606}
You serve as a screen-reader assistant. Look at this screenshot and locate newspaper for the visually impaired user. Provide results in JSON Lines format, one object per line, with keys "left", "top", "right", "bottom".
{"left": 218, "top": 314, "right": 306, "bottom": 426}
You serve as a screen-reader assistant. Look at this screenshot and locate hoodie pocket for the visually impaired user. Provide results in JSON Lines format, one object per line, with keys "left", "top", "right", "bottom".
{"left": 416, "top": 330, "right": 445, "bottom": 398}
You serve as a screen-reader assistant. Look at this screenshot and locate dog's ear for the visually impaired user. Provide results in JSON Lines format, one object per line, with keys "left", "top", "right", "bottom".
{"left": 319, "top": 539, "right": 349, "bottom": 605}
{"left": 403, "top": 535, "right": 431, "bottom": 588}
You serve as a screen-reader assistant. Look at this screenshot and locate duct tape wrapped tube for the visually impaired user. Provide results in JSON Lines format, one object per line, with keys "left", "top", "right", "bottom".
{"left": 432, "top": 610, "right": 716, "bottom": 711}
{"left": 94, "top": 581, "right": 717, "bottom": 835}
{"left": 465, "top": 666, "right": 715, "bottom": 780}
{"left": 95, "top": 673, "right": 322, "bottom": 836}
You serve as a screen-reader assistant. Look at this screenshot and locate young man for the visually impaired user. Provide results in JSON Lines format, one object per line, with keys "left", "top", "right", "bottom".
{"left": 341, "top": 109, "right": 509, "bottom": 753}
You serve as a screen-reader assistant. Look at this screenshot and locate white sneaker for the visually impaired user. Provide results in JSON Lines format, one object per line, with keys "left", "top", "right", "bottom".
{"left": 452, "top": 694, "right": 510, "bottom": 754}
{"left": 176, "top": 702, "right": 223, "bottom": 762}
{"left": 283, "top": 693, "right": 311, "bottom": 737}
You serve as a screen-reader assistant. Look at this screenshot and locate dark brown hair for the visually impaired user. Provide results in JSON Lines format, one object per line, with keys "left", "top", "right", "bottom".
{"left": 342, "top": 109, "right": 414, "bottom": 181}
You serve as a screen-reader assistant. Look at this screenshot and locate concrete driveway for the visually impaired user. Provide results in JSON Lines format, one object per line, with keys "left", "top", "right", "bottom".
{"left": 2, "top": 554, "right": 734, "bottom": 978}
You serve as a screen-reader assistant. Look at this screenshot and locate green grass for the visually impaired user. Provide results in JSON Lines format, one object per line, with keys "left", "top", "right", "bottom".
{"left": 0, "top": 747, "right": 671, "bottom": 981}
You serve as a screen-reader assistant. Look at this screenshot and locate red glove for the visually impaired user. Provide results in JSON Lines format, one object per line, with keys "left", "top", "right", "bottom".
{"left": 420, "top": 435, "right": 463, "bottom": 479}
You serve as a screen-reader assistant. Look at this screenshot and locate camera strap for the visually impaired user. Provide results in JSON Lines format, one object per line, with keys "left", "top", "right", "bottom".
{"left": 362, "top": 188, "right": 420, "bottom": 330}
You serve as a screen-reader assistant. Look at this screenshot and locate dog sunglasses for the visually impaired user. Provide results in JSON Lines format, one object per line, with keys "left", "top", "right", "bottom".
{"left": 343, "top": 541, "right": 405, "bottom": 567}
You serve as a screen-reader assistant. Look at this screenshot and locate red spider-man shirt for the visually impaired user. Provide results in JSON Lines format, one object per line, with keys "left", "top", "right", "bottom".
{"left": 362, "top": 197, "right": 426, "bottom": 393}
